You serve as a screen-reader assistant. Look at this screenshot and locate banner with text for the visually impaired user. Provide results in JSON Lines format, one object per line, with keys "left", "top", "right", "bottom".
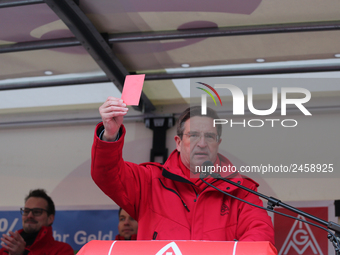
{"left": 0, "top": 209, "right": 119, "bottom": 251}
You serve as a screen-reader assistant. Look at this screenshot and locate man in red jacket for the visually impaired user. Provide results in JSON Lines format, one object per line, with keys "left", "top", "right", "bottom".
{"left": 91, "top": 97, "right": 275, "bottom": 244}
{"left": 0, "top": 189, "right": 74, "bottom": 255}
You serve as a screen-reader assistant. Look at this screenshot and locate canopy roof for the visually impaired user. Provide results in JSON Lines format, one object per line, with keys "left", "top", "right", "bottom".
{"left": 1, "top": 0, "right": 340, "bottom": 117}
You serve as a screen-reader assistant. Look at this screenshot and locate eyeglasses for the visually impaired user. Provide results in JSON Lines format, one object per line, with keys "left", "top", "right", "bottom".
{"left": 182, "top": 132, "right": 219, "bottom": 143}
{"left": 20, "top": 207, "right": 48, "bottom": 216}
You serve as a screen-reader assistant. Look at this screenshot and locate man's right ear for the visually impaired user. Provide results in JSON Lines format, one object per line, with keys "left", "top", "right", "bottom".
{"left": 174, "top": 135, "right": 182, "bottom": 152}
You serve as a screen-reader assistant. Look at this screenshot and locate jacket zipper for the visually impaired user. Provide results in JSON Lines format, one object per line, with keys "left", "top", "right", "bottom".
{"left": 192, "top": 186, "right": 199, "bottom": 202}
{"left": 159, "top": 179, "right": 190, "bottom": 212}
{"left": 201, "top": 179, "right": 219, "bottom": 193}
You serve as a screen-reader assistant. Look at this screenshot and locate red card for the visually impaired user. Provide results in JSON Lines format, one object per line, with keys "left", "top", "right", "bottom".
{"left": 121, "top": 74, "right": 145, "bottom": 105}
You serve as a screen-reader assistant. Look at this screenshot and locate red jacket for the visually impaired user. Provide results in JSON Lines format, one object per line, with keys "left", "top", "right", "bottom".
{"left": 92, "top": 123, "right": 275, "bottom": 244}
{"left": 0, "top": 226, "right": 74, "bottom": 255}
{"left": 115, "top": 234, "right": 137, "bottom": 240}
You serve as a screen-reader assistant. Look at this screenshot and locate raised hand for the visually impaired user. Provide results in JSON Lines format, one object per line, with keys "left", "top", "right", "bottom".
{"left": 99, "top": 97, "right": 128, "bottom": 141}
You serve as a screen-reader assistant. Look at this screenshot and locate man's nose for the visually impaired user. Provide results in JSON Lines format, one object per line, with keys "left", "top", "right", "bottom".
{"left": 25, "top": 211, "right": 35, "bottom": 218}
{"left": 197, "top": 135, "right": 208, "bottom": 147}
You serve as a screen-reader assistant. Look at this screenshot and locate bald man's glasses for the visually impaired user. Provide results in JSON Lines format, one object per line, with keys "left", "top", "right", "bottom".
{"left": 182, "top": 132, "right": 219, "bottom": 143}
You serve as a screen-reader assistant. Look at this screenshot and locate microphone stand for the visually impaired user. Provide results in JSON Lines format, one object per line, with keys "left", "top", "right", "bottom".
{"left": 200, "top": 172, "right": 340, "bottom": 254}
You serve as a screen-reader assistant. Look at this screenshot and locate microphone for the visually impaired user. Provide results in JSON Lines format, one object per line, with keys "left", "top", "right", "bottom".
{"left": 199, "top": 161, "right": 221, "bottom": 179}
{"left": 198, "top": 162, "right": 340, "bottom": 254}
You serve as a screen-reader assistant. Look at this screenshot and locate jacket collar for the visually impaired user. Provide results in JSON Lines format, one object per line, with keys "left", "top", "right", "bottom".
{"left": 162, "top": 150, "right": 246, "bottom": 192}
{"left": 18, "top": 225, "right": 53, "bottom": 246}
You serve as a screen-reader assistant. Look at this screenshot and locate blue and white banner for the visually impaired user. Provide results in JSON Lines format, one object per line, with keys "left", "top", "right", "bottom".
{"left": 0, "top": 209, "right": 119, "bottom": 251}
